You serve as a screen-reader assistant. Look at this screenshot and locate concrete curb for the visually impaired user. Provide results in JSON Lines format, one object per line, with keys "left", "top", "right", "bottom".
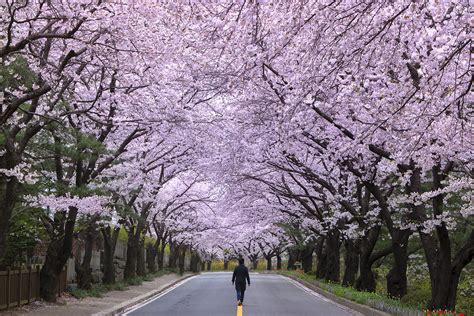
{"left": 279, "top": 273, "right": 390, "bottom": 316}
{"left": 91, "top": 273, "right": 197, "bottom": 316}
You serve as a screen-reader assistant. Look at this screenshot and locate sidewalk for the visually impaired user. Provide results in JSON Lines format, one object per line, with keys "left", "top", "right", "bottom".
{"left": 2, "top": 273, "right": 193, "bottom": 316}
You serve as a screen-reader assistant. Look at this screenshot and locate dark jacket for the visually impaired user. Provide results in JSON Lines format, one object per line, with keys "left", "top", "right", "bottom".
{"left": 232, "top": 264, "right": 250, "bottom": 290}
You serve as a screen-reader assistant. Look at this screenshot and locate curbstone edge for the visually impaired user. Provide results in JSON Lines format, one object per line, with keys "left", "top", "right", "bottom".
{"left": 91, "top": 273, "right": 198, "bottom": 316}
{"left": 280, "top": 273, "right": 391, "bottom": 316}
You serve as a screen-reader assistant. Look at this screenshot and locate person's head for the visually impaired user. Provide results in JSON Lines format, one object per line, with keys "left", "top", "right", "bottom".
{"left": 238, "top": 258, "right": 244, "bottom": 265}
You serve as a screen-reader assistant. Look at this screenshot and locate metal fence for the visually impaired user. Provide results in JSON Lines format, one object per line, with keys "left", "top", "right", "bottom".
{"left": 0, "top": 266, "right": 67, "bottom": 311}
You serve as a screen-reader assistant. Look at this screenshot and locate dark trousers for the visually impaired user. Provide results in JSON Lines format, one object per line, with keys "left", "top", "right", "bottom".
{"left": 236, "top": 289, "right": 245, "bottom": 302}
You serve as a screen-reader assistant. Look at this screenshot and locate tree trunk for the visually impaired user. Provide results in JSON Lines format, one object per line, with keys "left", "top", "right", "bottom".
{"left": 0, "top": 165, "right": 18, "bottom": 266}
{"left": 252, "top": 259, "right": 258, "bottom": 270}
{"left": 356, "top": 226, "right": 381, "bottom": 292}
{"left": 40, "top": 207, "right": 78, "bottom": 301}
{"left": 146, "top": 243, "right": 157, "bottom": 273}
{"left": 76, "top": 222, "right": 97, "bottom": 290}
{"left": 364, "top": 181, "right": 410, "bottom": 299}
{"left": 287, "top": 249, "right": 297, "bottom": 270}
{"left": 223, "top": 259, "right": 229, "bottom": 270}
{"left": 178, "top": 246, "right": 186, "bottom": 275}
{"left": 276, "top": 254, "right": 282, "bottom": 269}
{"left": 124, "top": 227, "right": 139, "bottom": 280}
{"left": 40, "top": 253, "right": 61, "bottom": 302}
{"left": 266, "top": 256, "right": 272, "bottom": 270}
{"left": 301, "top": 245, "right": 314, "bottom": 273}
{"left": 422, "top": 230, "right": 474, "bottom": 311}
{"left": 386, "top": 229, "right": 409, "bottom": 298}
{"left": 157, "top": 241, "right": 166, "bottom": 270}
{"left": 325, "top": 231, "right": 341, "bottom": 282}
{"left": 316, "top": 238, "right": 327, "bottom": 279}
{"left": 357, "top": 263, "right": 376, "bottom": 292}
{"left": 190, "top": 251, "right": 200, "bottom": 273}
{"left": 136, "top": 236, "right": 146, "bottom": 277}
{"left": 410, "top": 166, "right": 474, "bottom": 310}
{"left": 445, "top": 234, "right": 474, "bottom": 311}
{"left": 206, "top": 260, "right": 211, "bottom": 271}
{"left": 342, "top": 239, "right": 359, "bottom": 287}
{"left": 169, "top": 242, "right": 178, "bottom": 269}
{"left": 101, "top": 226, "right": 119, "bottom": 285}
{"left": 200, "top": 261, "right": 205, "bottom": 271}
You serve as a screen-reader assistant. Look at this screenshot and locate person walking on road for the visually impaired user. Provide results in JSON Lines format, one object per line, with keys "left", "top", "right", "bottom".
{"left": 232, "top": 258, "right": 250, "bottom": 306}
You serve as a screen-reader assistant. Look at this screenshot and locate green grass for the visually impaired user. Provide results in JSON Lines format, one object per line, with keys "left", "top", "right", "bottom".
{"left": 69, "top": 269, "right": 174, "bottom": 299}
{"left": 70, "top": 282, "right": 129, "bottom": 299}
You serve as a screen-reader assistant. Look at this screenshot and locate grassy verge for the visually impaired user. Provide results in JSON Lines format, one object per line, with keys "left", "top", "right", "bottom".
{"left": 70, "top": 269, "right": 175, "bottom": 299}
{"left": 70, "top": 282, "right": 129, "bottom": 299}
{"left": 276, "top": 270, "right": 430, "bottom": 316}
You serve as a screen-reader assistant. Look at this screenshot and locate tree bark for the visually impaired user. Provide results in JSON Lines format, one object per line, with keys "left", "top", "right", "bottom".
{"left": 146, "top": 243, "right": 157, "bottom": 273}
{"left": 364, "top": 181, "right": 410, "bottom": 298}
{"left": 101, "top": 226, "right": 119, "bottom": 285}
{"left": 178, "top": 246, "right": 186, "bottom": 275}
{"left": 0, "top": 153, "right": 19, "bottom": 266}
{"left": 301, "top": 245, "right": 314, "bottom": 273}
{"left": 417, "top": 166, "right": 474, "bottom": 310}
{"left": 76, "top": 222, "right": 97, "bottom": 290}
{"left": 223, "top": 259, "right": 229, "bottom": 270}
{"left": 124, "top": 227, "right": 139, "bottom": 280}
{"left": 325, "top": 231, "right": 340, "bottom": 282}
{"left": 168, "top": 242, "right": 178, "bottom": 269}
{"left": 342, "top": 239, "right": 359, "bottom": 287}
{"left": 190, "top": 251, "right": 200, "bottom": 273}
{"left": 266, "top": 256, "right": 272, "bottom": 270}
{"left": 157, "top": 241, "right": 166, "bottom": 270}
{"left": 276, "top": 254, "right": 282, "bottom": 269}
{"left": 40, "top": 207, "right": 78, "bottom": 301}
{"left": 445, "top": 234, "right": 474, "bottom": 309}
{"left": 287, "top": 249, "right": 298, "bottom": 270}
{"left": 356, "top": 225, "right": 382, "bottom": 292}
{"left": 386, "top": 229, "right": 409, "bottom": 298}
{"left": 315, "top": 238, "right": 327, "bottom": 279}
{"left": 136, "top": 236, "right": 146, "bottom": 277}
{"left": 206, "top": 260, "right": 211, "bottom": 271}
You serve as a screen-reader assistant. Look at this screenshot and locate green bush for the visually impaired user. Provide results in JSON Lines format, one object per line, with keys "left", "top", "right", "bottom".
{"left": 126, "top": 276, "right": 143, "bottom": 286}
{"left": 401, "top": 279, "right": 431, "bottom": 310}
{"left": 456, "top": 276, "right": 474, "bottom": 315}
{"left": 210, "top": 260, "right": 238, "bottom": 271}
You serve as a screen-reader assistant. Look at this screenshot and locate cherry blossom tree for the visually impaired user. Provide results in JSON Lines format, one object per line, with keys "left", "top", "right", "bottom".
{"left": 1, "top": 1, "right": 471, "bottom": 311}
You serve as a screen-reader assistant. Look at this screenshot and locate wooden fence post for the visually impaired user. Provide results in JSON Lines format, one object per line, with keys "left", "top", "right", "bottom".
{"left": 18, "top": 267, "right": 23, "bottom": 307}
{"left": 6, "top": 267, "right": 10, "bottom": 310}
{"left": 27, "top": 266, "right": 32, "bottom": 304}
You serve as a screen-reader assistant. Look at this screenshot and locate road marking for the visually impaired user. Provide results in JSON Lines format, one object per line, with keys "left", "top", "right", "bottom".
{"left": 236, "top": 305, "right": 243, "bottom": 316}
{"left": 284, "top": 277, "right": 332, "bottom": 303}
{"left": 281, "top": 275, "right": 362, "bottom": 316}
{"left": 122, "top": 275, "right": 197, "bottom": 315}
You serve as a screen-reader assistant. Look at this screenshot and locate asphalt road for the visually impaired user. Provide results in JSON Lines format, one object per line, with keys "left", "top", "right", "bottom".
{"left": 125, "top": 272, "right": 355, "bottom": 316}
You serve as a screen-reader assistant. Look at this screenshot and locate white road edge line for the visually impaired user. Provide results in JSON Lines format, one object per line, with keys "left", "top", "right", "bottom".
{"left": 121, "top": 275, "right": 198, "bottom": 316}
{"left": 281, "top": 275, "right": 363, "bottom": 316}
